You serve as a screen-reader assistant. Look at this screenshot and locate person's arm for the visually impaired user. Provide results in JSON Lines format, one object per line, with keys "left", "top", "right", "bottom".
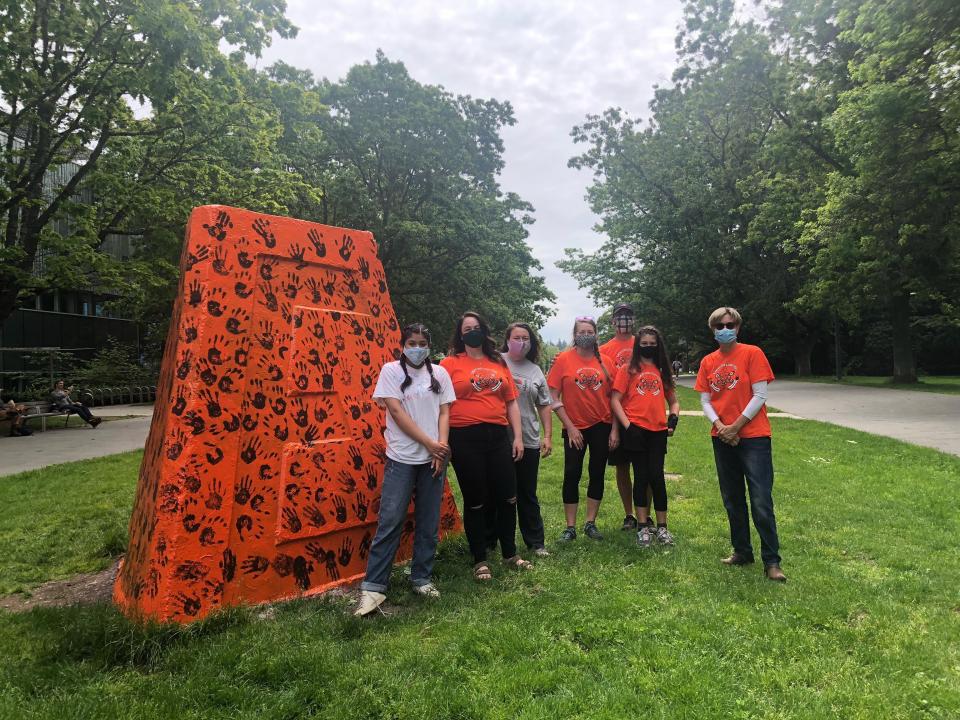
{"left": 432, "top": 403, "right": 452, "bottom": 475}
{"left": 382, "top": 397, "right": 447, "bottom": 459}
{"left": 666, "top": 388, "right": 680, "bottom": 436}
{"left": 552, "top": 398, "right": 584, "bottom": 449}
{"left": 717, "top": 381, "right": 768, "bottom": 442}
{"left": 537, "top": 403, "right": 553, "bottom": 458}
{"left": 701, "top": 391, "right": 738, "bottom": 445}
{"left": 506, "top": 398, "right": 524, "bottom": 460}
{"left": 610, "top": 390, "right": 630, "bottom": 430}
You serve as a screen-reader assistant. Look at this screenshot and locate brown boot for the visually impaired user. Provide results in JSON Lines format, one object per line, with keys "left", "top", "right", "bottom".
{"left": 90, "top": 416, "right": 103, "bottom": 428}
{"left": 721, "top": 553, "right": 754, "bottom": 566}
{"left": 764, "top": 564, "right": 787, "bottom": 582}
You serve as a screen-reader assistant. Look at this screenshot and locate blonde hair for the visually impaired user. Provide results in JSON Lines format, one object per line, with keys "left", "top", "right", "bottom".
{"left": 707, "top": 307, "right": 742, "bottom": 329}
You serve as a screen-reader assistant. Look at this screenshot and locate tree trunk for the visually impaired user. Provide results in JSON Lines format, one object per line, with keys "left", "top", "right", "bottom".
{"left": 0, "top": 285, "right": 20, "bottom": 328}
{"left": 793, "top": 344, "right": 813, "bottom": 376}
{"left": 890, "top": 292, "right": 917, "bottom": 383}
{"left": 789, "top": 325, "right": 817, "bottom": 376}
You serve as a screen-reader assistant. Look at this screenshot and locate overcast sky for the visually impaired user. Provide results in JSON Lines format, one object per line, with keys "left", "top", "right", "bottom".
{"left": 259, "top": 0, "right": 686, "bottom": 340}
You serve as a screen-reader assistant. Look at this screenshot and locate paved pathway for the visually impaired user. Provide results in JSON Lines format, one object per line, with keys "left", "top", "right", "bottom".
{"left": 679, "top": 377, "right": 960, "bottom": 457}
{"left": 4, "top": 380, "right": 959, "bottom": 476}
{"left": 1, "top": 404, "right": 154, "bottom": 477}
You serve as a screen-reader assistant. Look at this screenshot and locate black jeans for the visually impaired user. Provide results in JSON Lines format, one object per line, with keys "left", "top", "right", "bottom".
{"left": 712, "top": 436, "right": 781, "bottom": 566}
{"left": 59, "top": 403, "right": 94, "bottom": 424}
{"left": 485, "top": 448, "right": 545, "bottom": 551}
{"left": 449, "top": 423, "right": 518, "bottom": 563}
{"left": 562, "top": 422, "right": 611, "bottom": 504}
{"left": 624, "top": 426, "right": 668, "bottom": 512}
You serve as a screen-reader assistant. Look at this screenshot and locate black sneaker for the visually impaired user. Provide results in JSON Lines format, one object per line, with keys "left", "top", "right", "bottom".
{"left": 583, "top": 521, "right": 603, "bottom": 540}
{"left": 621, "top": 515, "right": 638, "bottom": 531}
{"left": 559, "top": 527, "right": 577, "bottom": 542}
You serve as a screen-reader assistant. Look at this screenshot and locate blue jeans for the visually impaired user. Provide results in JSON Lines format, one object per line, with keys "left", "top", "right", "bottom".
{"left": 712, "top": 436, "right": 781, "bottom": 566}
{"left": 360, "top": 458, "right": 444, "bottom": 592}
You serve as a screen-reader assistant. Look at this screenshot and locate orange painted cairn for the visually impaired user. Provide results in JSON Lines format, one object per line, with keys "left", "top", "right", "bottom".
{"left": 114, "top": 205, "right": 462, "bottom": 623}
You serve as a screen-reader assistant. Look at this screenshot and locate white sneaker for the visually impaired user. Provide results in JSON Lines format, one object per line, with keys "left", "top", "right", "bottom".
{"left": 353, "top": 590, "right": 386, "bottom": 616}
{"left": 533, "top": 547, "right": 551, "bottom": 558}
{"left": 412, "top": 583, "right": 440, "bottom": 598}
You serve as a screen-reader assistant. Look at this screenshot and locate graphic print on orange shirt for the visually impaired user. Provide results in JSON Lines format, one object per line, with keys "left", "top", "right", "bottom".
{"left": 708, "top": 363, "right": 740, "bottom": 392}
{"left": 574, "top": 367, "right": 603, "bottom": 391}
{"left": 470, "top": 367, "right": 503, "bottom": 392}
{"left": 635, "top": 371, "right": 663, "bottom": 397}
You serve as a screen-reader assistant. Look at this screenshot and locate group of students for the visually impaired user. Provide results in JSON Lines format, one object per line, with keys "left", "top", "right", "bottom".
{"left": 355, "top": 304, "right": 784, "bottom": 616}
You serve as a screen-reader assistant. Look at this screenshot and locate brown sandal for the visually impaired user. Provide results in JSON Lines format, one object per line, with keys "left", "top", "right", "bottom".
{"left": 502, "top": 555, "right": 533, "bottom": 571}
{"left": 473, "top": 562, "right": 492, "bottom": 582}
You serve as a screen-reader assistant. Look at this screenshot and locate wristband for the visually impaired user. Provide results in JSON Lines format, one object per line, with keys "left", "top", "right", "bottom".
{"left": 667, "top": 414, "right": 678, "bottom": 430}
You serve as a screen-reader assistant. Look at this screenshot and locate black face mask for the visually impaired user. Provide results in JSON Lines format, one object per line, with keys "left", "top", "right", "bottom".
{"left": 462, "top": 328, "right": 485, "bottom": 348}
{"left": 639, "top": 345, "right": 658, "bottom": 359}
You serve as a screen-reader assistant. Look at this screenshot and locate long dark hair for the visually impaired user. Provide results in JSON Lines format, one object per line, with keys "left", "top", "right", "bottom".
{"left": 500, "top": 322, "right": 540, "bottom": 363}
{"left": 629, "top": 325, "right": 674, "bottom": 389}
{"left": 449, "top": 311, "right": 504, "bottom": 364}
{"left": 572, "top": 317, "right": 610, "bottom": 383}
{"left": 399, "top": 323, "right": 441, "bottom": 394}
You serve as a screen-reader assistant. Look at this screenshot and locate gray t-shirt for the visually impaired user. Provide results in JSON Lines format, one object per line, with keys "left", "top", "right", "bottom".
{"left": 501, "top": 353, "right": 551, "bottom": 449}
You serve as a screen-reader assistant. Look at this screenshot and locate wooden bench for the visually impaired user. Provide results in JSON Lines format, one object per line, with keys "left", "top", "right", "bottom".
{"left": 18, "top": 401, "right": 74, "bottom": 432}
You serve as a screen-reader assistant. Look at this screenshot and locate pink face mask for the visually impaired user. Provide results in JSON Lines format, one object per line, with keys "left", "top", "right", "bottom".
{"left": 508, "top": 339, "right": 530, "bottom": 357}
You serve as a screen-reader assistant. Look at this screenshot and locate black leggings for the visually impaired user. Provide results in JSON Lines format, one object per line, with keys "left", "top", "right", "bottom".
{"left": 624, "top": 426, "right": 668, "bottom": 512}
{"left": 449, "top": 423, "right": 518, "bottom": 563}
{"left": 562, "top": 422, "right": 611, "bottom": 504}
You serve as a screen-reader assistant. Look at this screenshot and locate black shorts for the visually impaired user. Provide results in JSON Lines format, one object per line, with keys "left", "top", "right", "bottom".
{"left": 622, "top": 424, "right": 668, "bottom": 456}
{"left": 607, "top": 443, "right": 629, "bottom": 467}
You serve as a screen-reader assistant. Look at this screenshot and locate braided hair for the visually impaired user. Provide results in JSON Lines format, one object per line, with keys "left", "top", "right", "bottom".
{"left": 572, "top": 318, "right": 611, "bottom": 383}
{"left": 399, "top": 322, "right": 441, "bottom": 394}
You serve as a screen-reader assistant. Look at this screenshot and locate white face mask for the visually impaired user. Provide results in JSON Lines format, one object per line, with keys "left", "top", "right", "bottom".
{"left": 403, "top": 346, "right": 430, "bottom": 365}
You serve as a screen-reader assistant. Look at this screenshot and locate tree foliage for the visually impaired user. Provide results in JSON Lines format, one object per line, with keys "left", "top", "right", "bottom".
{"left": 2, "top": 7, "right": 553, "bottom": 357}
{"left": 564, "top": 0, "right": 960, "bottom": 380}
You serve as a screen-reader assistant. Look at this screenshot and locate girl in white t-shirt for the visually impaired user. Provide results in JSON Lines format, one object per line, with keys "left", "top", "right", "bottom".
{"left": 355, "top": 323, "right": 456, "bottom": 616}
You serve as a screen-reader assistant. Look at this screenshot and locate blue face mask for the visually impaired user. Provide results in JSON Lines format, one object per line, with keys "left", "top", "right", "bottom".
{"left": 403, "top": 346, "right": 430, "bottom": 366}
{"left": 714, "top": 328, "right": 737, "bottom": 344}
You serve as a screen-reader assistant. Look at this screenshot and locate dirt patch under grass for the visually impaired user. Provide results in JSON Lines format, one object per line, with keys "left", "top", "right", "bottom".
{"left": 0, "top": 559, "right": 119, "bottom": 612}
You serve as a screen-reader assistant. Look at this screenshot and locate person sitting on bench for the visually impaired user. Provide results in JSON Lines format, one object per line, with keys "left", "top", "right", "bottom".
{"left": 50, "top": 380, "right": 102, "bottom": 428}
{"left": 2, "top": 397, "right": 32, "bottom": 436}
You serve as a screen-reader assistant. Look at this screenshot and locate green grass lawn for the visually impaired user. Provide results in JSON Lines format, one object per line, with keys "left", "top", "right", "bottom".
{"left": 783, "top": 375, "right": 960, "bottom": 395}
{"left": 1, "top": 387, "right": 958, "bottom": 718}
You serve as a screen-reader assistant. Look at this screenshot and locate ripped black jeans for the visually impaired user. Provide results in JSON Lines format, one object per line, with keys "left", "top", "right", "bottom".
{"left": 448, "top": 423, "right": 518, "bottom": 564}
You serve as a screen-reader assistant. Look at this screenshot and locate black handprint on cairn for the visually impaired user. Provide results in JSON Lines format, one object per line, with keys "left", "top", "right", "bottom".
{"left": 331, "top": 495, "right": 348, "bottom": 524}
{"left": 203, "top": 210, "right": 233, "bottom": 241}
{"left": 308, "top": 228, "right": 326, "bottom": 257}
{"left": 252, "top": 217, "right": 277, "bottom": 248}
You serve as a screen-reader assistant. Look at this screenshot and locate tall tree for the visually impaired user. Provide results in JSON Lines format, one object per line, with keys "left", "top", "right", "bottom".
{"left": 793, "top": 0, "right": 960, "bottom": 382}
{"left": 564, "top": 3, "right": 825, "bottom": 368}
{"left": 312, "top": 51, "right": 554, "bottom": 337}
{"left": 0, "top": 0, "right": 295, "bottom": 325}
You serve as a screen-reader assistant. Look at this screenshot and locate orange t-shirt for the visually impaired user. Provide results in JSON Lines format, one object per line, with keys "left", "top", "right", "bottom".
{"left": 440, "top": 354, "right": 519, "bottom": 428}
{"left": 612, "top": 365, "right": 669, "bottom": 431}
{"left": 546, "top": 349, "right": 615, "bottom": 429}
{"left": 695, "top": 343, "right": 775, "bottom": 438}
{"left": 600, "top": 335, "right": 634, "bottom": 371}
